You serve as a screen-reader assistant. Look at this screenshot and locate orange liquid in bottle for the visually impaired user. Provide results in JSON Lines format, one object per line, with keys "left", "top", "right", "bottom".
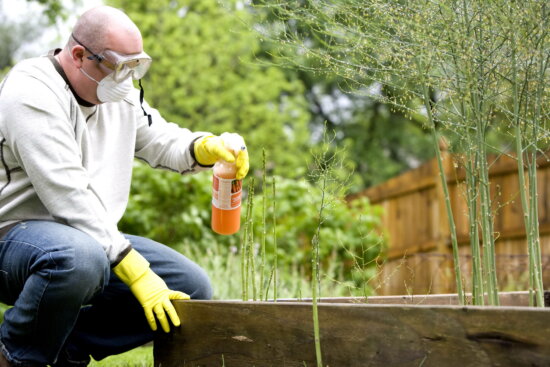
{"left": 211, "top": 160, "right": 242, "bottom": 235}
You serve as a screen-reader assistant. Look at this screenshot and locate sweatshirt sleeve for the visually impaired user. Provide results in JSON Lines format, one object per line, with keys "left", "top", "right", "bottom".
{"left": 133, "top": 94, "right": 213, "bottom": 174}
{"left": 0, "top": 72, "right": 131, "bottom": 264}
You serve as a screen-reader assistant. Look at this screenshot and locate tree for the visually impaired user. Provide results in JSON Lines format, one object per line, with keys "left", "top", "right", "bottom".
{"left": 0, "top": 7, "right": 45, "bottom": 72}
{"left": 250, "top": 0, "right": 435, "bottom": 190}
{"left": 25, "top": 0, "right": 67, "bottom": 24}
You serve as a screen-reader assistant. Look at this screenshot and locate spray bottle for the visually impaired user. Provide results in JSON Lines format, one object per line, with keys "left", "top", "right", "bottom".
{"left": 211, "top": 133, "right": 245, "bottom": 235}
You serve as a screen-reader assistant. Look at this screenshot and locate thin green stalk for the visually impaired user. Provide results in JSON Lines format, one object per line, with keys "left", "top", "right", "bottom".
{"left": 465, "top": 156, "right": 484, "bottom": 305}
{"left": 311, "top": 172, "right": 327, "bottom": 367}
{"left": 509, "top": 18, "right": 545, "bottom": 306}
{"left": 272, "top": 177, "right": 278, "bottom": 301}
{"left": 476, "top": 122, "right": 499, "bottom": 306}
{"left": 528, "top": 27, "right": 549, "bottom": 305}
{"left": 242, "top": 178, "right": 255, "bottom": 301}
{"left": 529, "top": 159, "right": 544, "bottom": 306}
{"left": 416, "top": 58, "right": 464, "bottom": 305}
{"left": 264, "top": 267, "right": 274, "bottom": 301}
{"left": 477, "top": 3, "right": 500, "bottom": 305}
{"left": 511, "top": 34, "right": 537, "bottom": 306}
{"left": 529, "top": 32, "right": 549, "bottom": 306}
{"left": 240, "top": 242, "right": 245, "bottom": 300}
{"left": 432, "top": 123, "right": 464, "bottom": 305}
{"left": 248, "top": 219, "right": 256, "bottom": 300}
{"left": 514, "top": 124, "right": 535, "bottom": 305}
{"left": 260, "top": 149, "right": 267, "bottom": 300}
{"left": 240, "top": 216, "right": 248, "bottom": 301}
{"left": 312, "top": 236, "right": 323, "bottom": 367}
{"left": 247, "top": 179, "right": 256, "bottom": 300}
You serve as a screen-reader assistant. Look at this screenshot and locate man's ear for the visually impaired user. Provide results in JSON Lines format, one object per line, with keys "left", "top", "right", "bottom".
{"left": 70, "top": 46, "right": 86, "bottom": 67}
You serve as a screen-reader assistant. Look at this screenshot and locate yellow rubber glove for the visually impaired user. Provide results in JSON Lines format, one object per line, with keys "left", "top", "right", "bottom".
{"left": 194, "top": 135, "right": 235, "bottom": 166}
{"left": 113, "top": 249, "right": 190, "bottom": 332}
{"left": 234, "top": 148, "right": 249, "bottom": 180}
{"left": 194, "top": 135, "right": 249, "bottom": 179}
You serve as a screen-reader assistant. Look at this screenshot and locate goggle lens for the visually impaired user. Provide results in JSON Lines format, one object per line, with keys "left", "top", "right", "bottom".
{"left": 112, "top": 58, "right": 152, "bottom": 82}
{"left": 100, "top": 49, "right": 152, "bottom": 82}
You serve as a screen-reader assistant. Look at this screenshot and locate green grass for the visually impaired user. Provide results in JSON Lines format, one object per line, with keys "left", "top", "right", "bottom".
{"left": 89, "top": 345, "right": 153, "bottom": 367}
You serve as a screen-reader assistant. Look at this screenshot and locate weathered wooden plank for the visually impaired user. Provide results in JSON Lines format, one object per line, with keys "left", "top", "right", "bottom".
{"left": 154, "top": 299, "right": 550, "bottom": 367}
{"left": 275, "top": 291, "right": 548, "bottom": 307}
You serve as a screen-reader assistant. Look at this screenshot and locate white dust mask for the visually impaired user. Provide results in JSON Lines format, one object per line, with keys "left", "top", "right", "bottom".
{"left": 80, "top": 67, "right": 133, "bottom": 103}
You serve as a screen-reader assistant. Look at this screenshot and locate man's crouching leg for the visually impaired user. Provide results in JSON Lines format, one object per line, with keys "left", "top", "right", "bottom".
{"left": 0, "top": 221, "right": 110, "bottom": 367}
{"left": 55, "top": 234, "right": 212, "bottom": 365}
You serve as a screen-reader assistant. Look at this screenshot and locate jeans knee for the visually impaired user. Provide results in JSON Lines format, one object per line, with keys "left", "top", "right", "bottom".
{"left": 76, "top": 246, "right": 109, "bottom": 287}
{"left": 49, "top": 243, "right": 109, "bottom": 298}
{"left": 165, "top": 265, "right": 212, "bottom": 300}
{"left": 197, "top": 283, "right": 213, "bottom": 300}
{"left": 189, "top": 268, "right": 213, "bottom": 300}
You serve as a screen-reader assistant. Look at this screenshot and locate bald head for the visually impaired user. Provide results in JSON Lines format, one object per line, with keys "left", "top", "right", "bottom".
{"left": 69, "top": 6, "right": 142, "bottom": 54}
{"left": 56, "top": 6, "right": 145, "bottom": 105}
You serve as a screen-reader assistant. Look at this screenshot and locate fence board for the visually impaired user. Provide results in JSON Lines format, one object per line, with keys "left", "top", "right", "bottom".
{"left": 355, "top": 150, "right": 550, "bottom": 295}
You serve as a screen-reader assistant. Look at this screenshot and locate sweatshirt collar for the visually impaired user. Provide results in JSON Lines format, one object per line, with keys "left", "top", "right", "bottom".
{"left": 47, "top": 48, "right": 95, "bottom": 107}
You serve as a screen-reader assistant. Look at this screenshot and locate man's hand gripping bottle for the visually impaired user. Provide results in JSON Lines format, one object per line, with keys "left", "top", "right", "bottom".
{"left": 211, "top": 133, "right": 245, "bottom": 235}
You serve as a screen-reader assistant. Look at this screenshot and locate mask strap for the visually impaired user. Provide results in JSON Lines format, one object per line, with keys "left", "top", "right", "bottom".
{"left": 80, "top": 67, "right": 100, "bottom": 84}
{"left": 138, "top": 79, "right": 153, "bottom": 126}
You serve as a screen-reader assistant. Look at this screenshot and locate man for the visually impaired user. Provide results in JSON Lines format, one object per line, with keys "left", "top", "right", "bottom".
{"left": 0, "top": 5, "right": 248, "bottom": 367}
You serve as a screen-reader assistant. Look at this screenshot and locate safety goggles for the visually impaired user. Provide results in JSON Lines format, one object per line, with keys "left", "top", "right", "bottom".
{"left": 72, "top": 34, "right": 152, "bottom": 82}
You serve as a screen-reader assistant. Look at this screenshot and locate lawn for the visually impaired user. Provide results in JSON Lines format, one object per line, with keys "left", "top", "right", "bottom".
{"left": 89, "top": 345, "right": 153, "bottom": 367}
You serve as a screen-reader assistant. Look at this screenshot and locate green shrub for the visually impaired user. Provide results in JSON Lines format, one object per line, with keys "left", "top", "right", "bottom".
{"left": 249, "top": 176, "right": 384, "bottom": 293}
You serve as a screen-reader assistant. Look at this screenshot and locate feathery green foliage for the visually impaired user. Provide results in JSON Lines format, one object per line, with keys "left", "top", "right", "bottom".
{"left": 253, "top": 0, "right": 549, "bottom": 304}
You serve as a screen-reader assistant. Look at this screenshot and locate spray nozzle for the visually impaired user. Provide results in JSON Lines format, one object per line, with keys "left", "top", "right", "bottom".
{"left": 220, "top": 132, "right": 246, "bottom": 156}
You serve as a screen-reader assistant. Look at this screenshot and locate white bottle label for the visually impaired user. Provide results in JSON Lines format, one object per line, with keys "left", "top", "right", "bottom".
{"left": 212, "top": 175, "right": 242, "bottom": 210}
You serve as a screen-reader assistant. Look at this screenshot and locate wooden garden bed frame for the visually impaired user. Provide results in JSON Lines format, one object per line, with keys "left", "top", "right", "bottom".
{"left": 154, "top": 291, "right": 550, "bottom": 367}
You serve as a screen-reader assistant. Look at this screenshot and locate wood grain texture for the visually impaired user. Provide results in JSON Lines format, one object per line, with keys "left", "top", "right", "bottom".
{"left": 154, "top": 299, "right": 550, "bottom": 367}
{"left": 277, "top": 291, "right": 546, "bottom": 307}
{"left": 347, "top": 150, "right": 550, "bottom": 295}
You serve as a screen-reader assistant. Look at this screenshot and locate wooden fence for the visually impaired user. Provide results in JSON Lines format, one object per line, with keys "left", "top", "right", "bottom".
{"left": 351, "top": 148, "right": 550, "bottom": 296}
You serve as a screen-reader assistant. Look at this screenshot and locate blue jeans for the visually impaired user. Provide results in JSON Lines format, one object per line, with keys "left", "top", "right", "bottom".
{"left": 0, "top": 220, "right": 212, "bottom": 366}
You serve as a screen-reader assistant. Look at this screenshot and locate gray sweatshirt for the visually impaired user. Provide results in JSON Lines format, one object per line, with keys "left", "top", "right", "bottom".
{"left": 0, "top": 54, "right": 210, "bottom": 263}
